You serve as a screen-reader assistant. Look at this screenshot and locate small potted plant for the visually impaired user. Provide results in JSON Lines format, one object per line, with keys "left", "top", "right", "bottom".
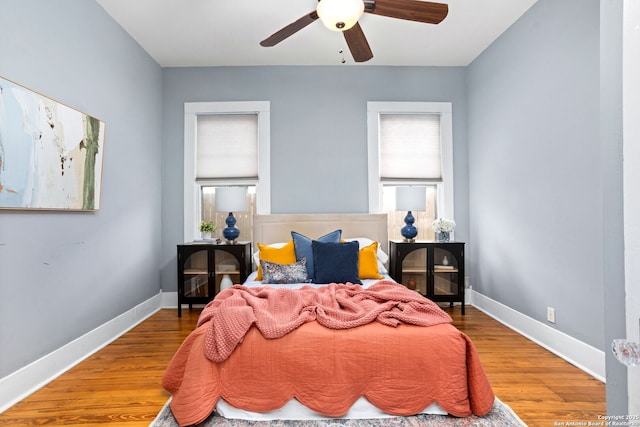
{"left": 199, "top": 220, "right": 216, "bottom": 240}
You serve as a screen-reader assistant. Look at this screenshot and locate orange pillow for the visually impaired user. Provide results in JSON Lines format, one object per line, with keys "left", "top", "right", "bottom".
{"left": 256, "top": 241, "right": 296, "bottom": 280}
{"left": 359, "top": 241, "right": 384, "bottom": 280}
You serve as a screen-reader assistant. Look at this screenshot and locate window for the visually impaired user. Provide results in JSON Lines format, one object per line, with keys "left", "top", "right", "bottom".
{"left": 184, "top": 102, "right": 270, "bottom": 242}
{"left": 367, "top": 102, "right": 453, "bottom": 241}
{"left": 200, "top": 186, "right": 256, "bottom": 242}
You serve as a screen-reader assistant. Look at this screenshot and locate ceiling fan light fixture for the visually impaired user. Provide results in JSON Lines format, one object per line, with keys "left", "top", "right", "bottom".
{"left": 317, "top": 0, "right": 365, "bottom": 32}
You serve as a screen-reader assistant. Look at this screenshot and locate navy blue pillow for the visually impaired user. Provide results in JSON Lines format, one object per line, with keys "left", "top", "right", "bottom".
{"left": 312, "top": 240, "right": 361, "bottom": 285}
{"left": 292, "top": 229, "right": 342, "bottom": 280}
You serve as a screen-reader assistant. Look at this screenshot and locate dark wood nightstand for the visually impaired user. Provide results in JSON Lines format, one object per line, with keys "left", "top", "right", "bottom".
{"left": 176, "top": 241, "right": 251, "bottom": 317}
{"left": 389, "top": 240, "right": 465, "bottom": 315}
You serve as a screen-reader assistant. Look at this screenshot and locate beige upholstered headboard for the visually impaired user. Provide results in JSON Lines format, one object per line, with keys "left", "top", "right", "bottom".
{"left": 253, "top": 214, "right": 388, "bottom": 246}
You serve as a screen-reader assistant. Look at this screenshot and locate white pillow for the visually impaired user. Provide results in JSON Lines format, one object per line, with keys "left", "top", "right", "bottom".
{"left": 343, "top": 237, "right": 390, "bottom": 273}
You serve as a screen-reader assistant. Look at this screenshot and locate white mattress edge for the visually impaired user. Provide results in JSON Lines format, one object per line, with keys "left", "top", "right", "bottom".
{"left": 216, "top": 396, "right": 447, "bottom": 421}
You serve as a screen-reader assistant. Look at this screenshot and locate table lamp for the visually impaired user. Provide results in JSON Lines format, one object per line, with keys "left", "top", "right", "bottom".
{"left": 216, "top": 186, "right": 247, "bottom": 244}
{"left": 395, "top": 186, "right": 426, "bottom": 242}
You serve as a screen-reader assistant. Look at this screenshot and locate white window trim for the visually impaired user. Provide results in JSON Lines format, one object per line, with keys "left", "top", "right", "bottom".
{"left": 367, "top": 101, "right": 454, "bottom": 219}
{"left": 184, "top": 101, "right": 271, "bottom": 242}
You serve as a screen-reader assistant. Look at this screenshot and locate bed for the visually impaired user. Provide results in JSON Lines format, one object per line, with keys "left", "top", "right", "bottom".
{"left": 163, "top": 214, "right": 495, "bottom": 426}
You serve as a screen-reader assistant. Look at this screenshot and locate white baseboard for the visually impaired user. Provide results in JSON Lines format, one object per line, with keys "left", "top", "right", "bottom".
{"left": 471, "top": 290, "right": 606, "bottom": 382}
{"left": 161, "top": 291, "right": 207, "bottom": 313}
{"left": 465, "top": 286, "right": 474, "bottom": 305}
{"left": 161, "top": 290, "right": 178, "bottom": 308}
{"left": 0, "top": 293, "right": 162, "bottom": 414}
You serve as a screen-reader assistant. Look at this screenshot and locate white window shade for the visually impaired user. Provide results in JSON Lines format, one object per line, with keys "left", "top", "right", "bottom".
{"left": 379, "top": 114, "right": 442, "bottom": 181}
{"left": 196, "top": 114, "right": 258, "bottom": 179}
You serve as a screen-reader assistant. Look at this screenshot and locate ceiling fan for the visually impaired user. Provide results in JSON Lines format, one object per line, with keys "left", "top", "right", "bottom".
{"left": 260, "top": 0, "right": 449, "bottom": 63}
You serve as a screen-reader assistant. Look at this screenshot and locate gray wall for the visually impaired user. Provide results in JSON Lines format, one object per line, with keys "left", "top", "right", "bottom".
{"left": 0, "top": 1, "right": 163, "bottom": 378}
{"left": 468, "top": 0, "right": 603, "bottom": 347}
{"left": 160, "top": 66, "right": 469, "bottom": 292}
{"left": 468, "top": 0, "right": 627, "bottom": 413}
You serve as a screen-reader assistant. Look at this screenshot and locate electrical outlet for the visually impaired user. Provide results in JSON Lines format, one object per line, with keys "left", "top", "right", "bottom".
{"left": 547, "top": 307, "right": 556, "bottom": 324}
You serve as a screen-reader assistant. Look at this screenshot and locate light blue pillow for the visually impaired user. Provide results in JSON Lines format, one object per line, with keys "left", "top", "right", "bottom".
{"left": 312, "top": 240, "right": 361, "bottom": 285}
{"left": 291, "top": 229, "right": 342, "bottom": 281}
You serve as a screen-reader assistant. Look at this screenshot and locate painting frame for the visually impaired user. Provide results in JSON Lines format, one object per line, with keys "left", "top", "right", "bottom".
{"left": 0, "top": 75, "right": 106, "bottom": 211}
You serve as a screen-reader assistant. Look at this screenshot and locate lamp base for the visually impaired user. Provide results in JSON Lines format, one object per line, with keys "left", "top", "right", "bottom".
{"left": 222, "top": 231, "right": 239, "bottom": 244}
{"left": 222, "top": 212, "right": 240, "bottom": 244}
{"left": 400, "top": 210, "right": 418, "bottom": 242}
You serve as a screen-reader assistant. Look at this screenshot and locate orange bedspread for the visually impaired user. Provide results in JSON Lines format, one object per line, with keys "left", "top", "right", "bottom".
{"left": 163, "top": 289, "right": 495, "bottom": 427}
{"left": 198, "top": 281, "right": 454, "bottom": 362}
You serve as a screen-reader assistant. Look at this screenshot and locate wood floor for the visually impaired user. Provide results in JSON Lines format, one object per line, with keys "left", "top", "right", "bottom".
{"left": 0, "top": 306, "right": 605, "bottom": 427}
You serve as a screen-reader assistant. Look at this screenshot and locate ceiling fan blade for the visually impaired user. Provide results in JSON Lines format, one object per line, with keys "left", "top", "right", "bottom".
{"left": 343, "top": 22, "right": 373, "bottom": 63}
{"left": 260, "top": 11, "right": 319, "bottom": 47}
{"left": 366, "top": 0, "right": 448, "bottom": 24}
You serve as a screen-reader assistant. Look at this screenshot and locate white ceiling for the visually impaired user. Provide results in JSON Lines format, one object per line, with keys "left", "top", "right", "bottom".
{"left": 96, "top": 0, "right": 537, "bottom": 67}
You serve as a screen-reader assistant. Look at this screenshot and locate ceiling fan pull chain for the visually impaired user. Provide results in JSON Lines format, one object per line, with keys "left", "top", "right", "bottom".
{"left": 338, "top": 33, "right": 346, "bottom": 64}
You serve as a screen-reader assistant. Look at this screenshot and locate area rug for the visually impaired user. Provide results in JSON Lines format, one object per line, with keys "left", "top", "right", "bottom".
{"left": 149, "top": 399, "right": 527, "bottom": 427}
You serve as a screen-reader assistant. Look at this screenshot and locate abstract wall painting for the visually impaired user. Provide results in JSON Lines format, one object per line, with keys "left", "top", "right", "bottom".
{"left": 0, "top": 75, "right": 106, "bottom": 211}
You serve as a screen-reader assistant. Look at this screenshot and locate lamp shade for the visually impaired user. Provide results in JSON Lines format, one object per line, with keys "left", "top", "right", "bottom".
{"left": 317, "top": 0, "right": 364, "bottom": 31}
{"left": 396, "top": 186, "right": 426, "bottom": 242}
{"left": 395, "top": 186, "right": 427, "bottom": 212}
{"left": 215, "top": 187, "right": 247, "bottom": 213}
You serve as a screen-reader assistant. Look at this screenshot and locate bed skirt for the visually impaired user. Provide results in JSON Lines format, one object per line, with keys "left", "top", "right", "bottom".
{"left": 216, "top": 397, "right": 447, "bottom": 420}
